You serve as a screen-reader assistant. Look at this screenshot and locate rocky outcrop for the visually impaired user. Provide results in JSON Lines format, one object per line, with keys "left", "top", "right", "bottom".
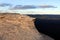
{"left": 0, "top": 13, "right": 54, "bottom": 40}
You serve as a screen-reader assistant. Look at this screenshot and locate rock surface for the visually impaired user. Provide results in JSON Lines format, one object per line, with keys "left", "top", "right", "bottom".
{"left": 0, "top": 13, "right": 54, "bottom": 40}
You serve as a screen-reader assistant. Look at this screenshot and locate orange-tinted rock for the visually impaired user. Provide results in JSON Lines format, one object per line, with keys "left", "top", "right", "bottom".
{"left": 0, "top": 13, "right": 54, "bottom": 40}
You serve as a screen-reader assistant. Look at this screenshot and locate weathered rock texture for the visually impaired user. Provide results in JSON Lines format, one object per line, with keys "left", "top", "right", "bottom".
{"left": 0, "top": 13, "right": 54, "bottom": 40}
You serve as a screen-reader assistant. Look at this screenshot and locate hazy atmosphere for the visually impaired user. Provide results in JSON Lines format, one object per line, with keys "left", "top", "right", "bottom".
{"left": 0, "top": 0, "right": 60, "bottom": 14}
{"left": 0, "top": 0, "right": 59, "bottom": 9}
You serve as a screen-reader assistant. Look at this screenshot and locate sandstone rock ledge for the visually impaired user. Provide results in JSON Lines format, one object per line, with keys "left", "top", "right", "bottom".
{"left": 0, "top": 13, "right": 54, "bottom": 40}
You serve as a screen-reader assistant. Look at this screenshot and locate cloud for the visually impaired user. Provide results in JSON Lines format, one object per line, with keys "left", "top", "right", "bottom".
{"left": 38, "top": 5, "right": 57, "bottom": 8}
{"left": 10, "top": 5, "right": 37, "bottom": 10}
{"left": 0, "top": 3, "right": 12, "bottom": 7}
{"left": 10, "top": 5, "right": 57, "bottom": 10}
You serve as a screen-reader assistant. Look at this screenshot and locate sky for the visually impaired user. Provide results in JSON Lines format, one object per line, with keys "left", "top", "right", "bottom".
{"left": 0, "top": 0, "right": 59, "bottom": 6}
{"left": 0, "top": 0, "right": 60, "bottom": 10}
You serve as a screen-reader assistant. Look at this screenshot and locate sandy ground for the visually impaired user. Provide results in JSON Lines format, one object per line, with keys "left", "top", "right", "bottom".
{"left": 0, "top": 13, "right": 54, "bottom": 40}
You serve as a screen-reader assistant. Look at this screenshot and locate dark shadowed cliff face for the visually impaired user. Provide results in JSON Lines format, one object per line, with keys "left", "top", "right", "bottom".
{"left": 0, "top": 13, "right": 54, "bottom": 40}
{"left": 34, "top": 18, "right": 60, "bottom": 40}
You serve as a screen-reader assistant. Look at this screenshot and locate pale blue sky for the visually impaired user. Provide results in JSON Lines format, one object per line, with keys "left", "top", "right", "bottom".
{"left": 0, "top": 0, "right": 60, "bottom": 10}
{"left": 0, "top": 0, "right": 59, "bottom": 6}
